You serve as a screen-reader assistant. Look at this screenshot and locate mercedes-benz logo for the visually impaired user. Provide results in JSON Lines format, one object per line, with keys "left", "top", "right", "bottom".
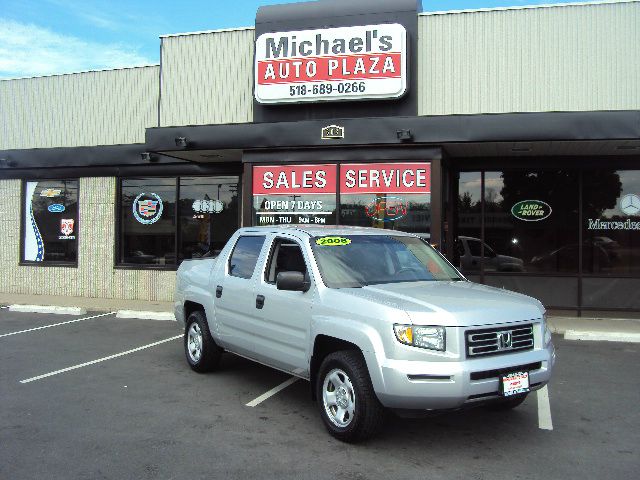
{"left": 620, "top": 194, "right": 640, "bottom": 216}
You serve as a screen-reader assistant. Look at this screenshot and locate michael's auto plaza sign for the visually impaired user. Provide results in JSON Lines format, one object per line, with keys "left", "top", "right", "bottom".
{"left": 254, "top": 23, "right": 407, "bottom": 103}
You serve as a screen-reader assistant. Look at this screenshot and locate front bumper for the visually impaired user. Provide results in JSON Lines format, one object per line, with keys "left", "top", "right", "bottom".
{"left": 375, "top": 342, "right": 556, "bottom": 410}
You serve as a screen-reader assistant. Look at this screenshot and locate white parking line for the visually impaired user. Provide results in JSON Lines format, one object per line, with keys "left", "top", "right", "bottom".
{"left": 537, "top": 385, "right": 553, "bottom": 430}
{"left": 0, "top": 312, "right": 116, "bottom": 339}
{"left": 20, "top": 335, "right": 182, "bottom": 384}
{"left": 246, "top": 376, "right": 300, "bottom": 407}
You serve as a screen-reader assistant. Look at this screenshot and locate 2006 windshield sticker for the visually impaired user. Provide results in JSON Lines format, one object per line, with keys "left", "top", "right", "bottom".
{"left": 315, "top": 237, "right": 351, "bottom": 246}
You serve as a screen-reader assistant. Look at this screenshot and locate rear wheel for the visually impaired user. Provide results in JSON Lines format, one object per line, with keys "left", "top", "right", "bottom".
{"left": 316, "top": 350, "right": 385, "bottom": 442}
{"left": 184, "top": 310, "right": 222, "bottom": 373}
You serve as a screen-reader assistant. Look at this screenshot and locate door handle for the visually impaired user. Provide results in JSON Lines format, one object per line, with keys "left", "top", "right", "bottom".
{"left": 216, "top": 285, "right": 223, "bottom": 298}
{"left": 256, "top": 294, "right": 265, "bottom": 309}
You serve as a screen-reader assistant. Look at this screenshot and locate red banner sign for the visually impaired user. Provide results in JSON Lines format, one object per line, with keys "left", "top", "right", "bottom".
{"left": 257, "top": 53, "right": 402, "bottom": 85}
{"left": 253, "top": 163, "right": 430, "bottom": 196}
{"left": 253, "top": 164, "right": 337, "bottom": 196}
{"left": 340, "top": 163, "right": 431, "bottom": 194}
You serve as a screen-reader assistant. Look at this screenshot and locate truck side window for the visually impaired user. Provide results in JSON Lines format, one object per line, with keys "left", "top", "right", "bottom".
{"left": 265, "top": 238, "right": 307, "bottom": 283}
{"left": 228, "top": 236, "right": 266, "bottom": 279}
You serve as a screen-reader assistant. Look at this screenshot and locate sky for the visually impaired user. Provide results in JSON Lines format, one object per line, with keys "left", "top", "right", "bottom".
{"left": 0, "top": 0, "right": 598, "bottom": 79}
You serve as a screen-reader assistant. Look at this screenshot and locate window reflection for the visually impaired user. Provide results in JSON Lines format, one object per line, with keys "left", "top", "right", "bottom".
{"left": 120, "top": 178, "right": 176, "bottom": 265}
{"left": 180, "top": 177, "right": 239, "bottom": 260}
{"left": 583, "top": 170, "right": 639, "bottom": 275}
{"left": 340, "top": 193, "right": 431, "bottom": 236}
{"left": 456, "top": 170, "right": 580, "bottom": 274}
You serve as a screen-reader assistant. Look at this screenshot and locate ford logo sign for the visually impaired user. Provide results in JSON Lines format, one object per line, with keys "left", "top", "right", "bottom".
{"left": 48, "top": 204, "right": 66, "bottom": 213}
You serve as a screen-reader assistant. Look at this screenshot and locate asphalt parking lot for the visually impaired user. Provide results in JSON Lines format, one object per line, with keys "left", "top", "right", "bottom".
{"left": 1, "top": 308, "right": 638, "bottom": 480}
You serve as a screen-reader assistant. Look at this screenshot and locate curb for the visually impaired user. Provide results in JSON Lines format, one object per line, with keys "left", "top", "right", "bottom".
{"left": 564, "top": 330, "right": 640, "bottom": 343}
{"left": 116, "top": 310, "right": 175, "bottom": 321}
{"left": 8, "top": 305, "right": 87, "bottom": 315}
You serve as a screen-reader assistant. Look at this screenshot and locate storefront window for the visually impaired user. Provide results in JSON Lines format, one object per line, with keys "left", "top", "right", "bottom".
{"left": 22, "top": 179, "right": 79, "bottom": 264}
{"left": 179, "top": 177, "right": 239, "bottom": 260}
{"left": 456, "top": 170, "right": 580, "bottom": 274}
{"left": 339, "top": 163, "right": 431, "bottom": 236}
{"left": 119, "top": 176, "right": 240, "bottom": 267}
{"left": 252, "top": 165, "right": 337, "bottom": 226}
{"left": 582, "top": 170, "right": 640, "bottom": 275}
{"left": 455, "top": 172, "right": 482, "bottom": 272}
{"left": 120, "top": 178, "right": 176, "bottom": 265}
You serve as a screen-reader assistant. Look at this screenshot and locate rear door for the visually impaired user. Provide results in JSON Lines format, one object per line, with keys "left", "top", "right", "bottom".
{"left": 214, "top": 235, "right": 267, "bottom": 357}
{"left": 252, "top": 236, "right": 314, "bottom": 376}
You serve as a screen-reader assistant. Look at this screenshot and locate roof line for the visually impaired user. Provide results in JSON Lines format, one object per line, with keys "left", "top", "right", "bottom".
{"left": 0, "top": 64, "right": 160, "bottom": 82}
{"left": 160, "top": 26, "right": 254, "bottom": 39}
{"left": 419, "top": 0, "right": 637, "bottom": 17}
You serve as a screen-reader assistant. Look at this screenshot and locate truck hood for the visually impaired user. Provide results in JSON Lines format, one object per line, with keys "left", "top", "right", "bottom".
{"left": 338, "top": 281, "right": 543, "bottom": 327}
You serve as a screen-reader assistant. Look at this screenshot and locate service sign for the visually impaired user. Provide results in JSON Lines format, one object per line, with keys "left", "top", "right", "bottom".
{"left": 341, "top": 163, "right": 431, "bottom": 194}
{"left": 255, "top": 23, "right": 407, "bottom": 104}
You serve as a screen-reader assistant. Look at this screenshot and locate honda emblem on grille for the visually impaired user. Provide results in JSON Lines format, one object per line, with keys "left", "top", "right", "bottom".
{"left": 498, "top": 331, "right": 512, "bottom": 350}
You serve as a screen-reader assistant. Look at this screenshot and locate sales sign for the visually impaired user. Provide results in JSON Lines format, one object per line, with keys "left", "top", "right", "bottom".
{"left": 254, "top": 24, "right": 407, "bottom": 104}
{"left": 253, "top": 164, "right": 338, "bottom": 195}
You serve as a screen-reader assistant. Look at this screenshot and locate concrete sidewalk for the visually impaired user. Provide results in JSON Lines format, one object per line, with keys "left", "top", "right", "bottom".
{"left": 2, "top": 292, "right": 640, "bottom": 342}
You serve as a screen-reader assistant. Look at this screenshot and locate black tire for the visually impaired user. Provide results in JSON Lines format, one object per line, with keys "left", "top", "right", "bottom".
{"left": 184, "top": 310, "right": 222, "bottom": 373}
{"left": 486, "top": 393, "right": 529, "bottom": 411}
{"left": 316, "top": 350, "right": 385, "bottom": 442}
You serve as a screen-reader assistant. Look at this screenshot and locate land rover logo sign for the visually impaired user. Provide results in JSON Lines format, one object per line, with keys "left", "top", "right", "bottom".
{"left": 255, "top": 23, "right": 407, "bottom": 104}
{"left": 321, "top": 125, "right": 344, "bottom": 140}
{"left": 511, "top": 200, "right": 552, "bottom": 222}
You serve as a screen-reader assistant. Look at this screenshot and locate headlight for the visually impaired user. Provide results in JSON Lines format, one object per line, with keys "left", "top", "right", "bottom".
{"left": 394, "top": 324, "right": 446, "bottom": 351}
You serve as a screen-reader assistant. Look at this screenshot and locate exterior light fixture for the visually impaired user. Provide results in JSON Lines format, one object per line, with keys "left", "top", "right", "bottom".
{"left": 0, "top": 157, "right": 16, "bottom": 167}
{"left": 175, "top": 136, "right": 188, "bottom": 148}
{"left": 396, "top": 129, "right": 413, "bottom": 142}
{"left": 140, "top": 152, "right": 158, "bottom": 163}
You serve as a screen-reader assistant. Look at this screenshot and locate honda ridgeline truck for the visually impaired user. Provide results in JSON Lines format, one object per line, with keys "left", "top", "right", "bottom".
{"left": 174, "top": 226, "right": 555, "bottom": 442}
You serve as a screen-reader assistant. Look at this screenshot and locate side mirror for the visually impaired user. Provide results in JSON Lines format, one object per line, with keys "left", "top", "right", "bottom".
{"left": 276, "top": 271, "right": 310, "bottom": 292}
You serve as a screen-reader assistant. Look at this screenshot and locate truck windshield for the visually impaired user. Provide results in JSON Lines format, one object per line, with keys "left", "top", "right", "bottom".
{"left": 311, "top": 235, "right": 463, "bottom": 288}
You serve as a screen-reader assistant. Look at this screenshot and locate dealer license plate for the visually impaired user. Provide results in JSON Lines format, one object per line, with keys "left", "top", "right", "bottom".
{"left": 500, "top": 371, "right": 530, "bottom": 397}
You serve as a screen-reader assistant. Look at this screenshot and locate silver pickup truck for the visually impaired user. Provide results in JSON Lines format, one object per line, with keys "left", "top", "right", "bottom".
{"left": 174, "top": 226, "right": 555, "bottom": 442}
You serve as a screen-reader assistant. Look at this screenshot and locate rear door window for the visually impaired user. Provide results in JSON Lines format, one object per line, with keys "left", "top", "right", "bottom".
{"left": 228, "top": 236, "right": 266, "bottom": 279}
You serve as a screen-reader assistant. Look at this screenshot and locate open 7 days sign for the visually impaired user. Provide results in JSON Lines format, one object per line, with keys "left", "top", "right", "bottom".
{"left": 255, "top": 24, "right": 407, "bottom": 104}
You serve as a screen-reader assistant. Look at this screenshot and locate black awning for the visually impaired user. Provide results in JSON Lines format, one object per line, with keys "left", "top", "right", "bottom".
{"left": 146, "top": 110, "right": 640, "bottom": 156}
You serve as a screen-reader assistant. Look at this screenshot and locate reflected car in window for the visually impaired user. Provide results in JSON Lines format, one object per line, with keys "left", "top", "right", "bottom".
{"left": 456, "top": 236, "right": 524, "bottom": 272}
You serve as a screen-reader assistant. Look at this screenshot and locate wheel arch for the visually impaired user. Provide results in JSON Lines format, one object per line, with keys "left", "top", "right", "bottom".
{"left": 183, "top": 301, "right": 205, "bottom": 330}
{"left": 310, "top": 335, "right": 364, "bottom": 401}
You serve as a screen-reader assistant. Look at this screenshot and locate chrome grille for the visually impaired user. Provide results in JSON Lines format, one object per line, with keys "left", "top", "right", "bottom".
{"left": 466, "top": 324, "right": 534, "bottom": 357}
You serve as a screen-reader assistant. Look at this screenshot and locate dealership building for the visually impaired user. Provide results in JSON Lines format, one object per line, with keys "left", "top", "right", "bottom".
{"left": 0, "top": 0, "right": 639, "bottom": 314}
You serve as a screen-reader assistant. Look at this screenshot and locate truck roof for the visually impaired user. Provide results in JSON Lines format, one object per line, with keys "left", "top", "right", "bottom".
{"left": 237, "top": 225, "right": 419, "bottom": 238}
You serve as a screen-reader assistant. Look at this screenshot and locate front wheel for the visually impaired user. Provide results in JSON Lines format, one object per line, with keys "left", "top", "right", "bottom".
{"left": 184, "top": 310, "right": 222, "bottom": 373}
{"left": 316, "top": 350, "right": 385, "bottom": 442}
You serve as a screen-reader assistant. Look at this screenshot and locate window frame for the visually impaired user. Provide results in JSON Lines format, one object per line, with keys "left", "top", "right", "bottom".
{"left": 20, "top": 178, "right": 80, "bottom": 268}
{"left": 115, "top": 175, "right": 241, "bottom": 270}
